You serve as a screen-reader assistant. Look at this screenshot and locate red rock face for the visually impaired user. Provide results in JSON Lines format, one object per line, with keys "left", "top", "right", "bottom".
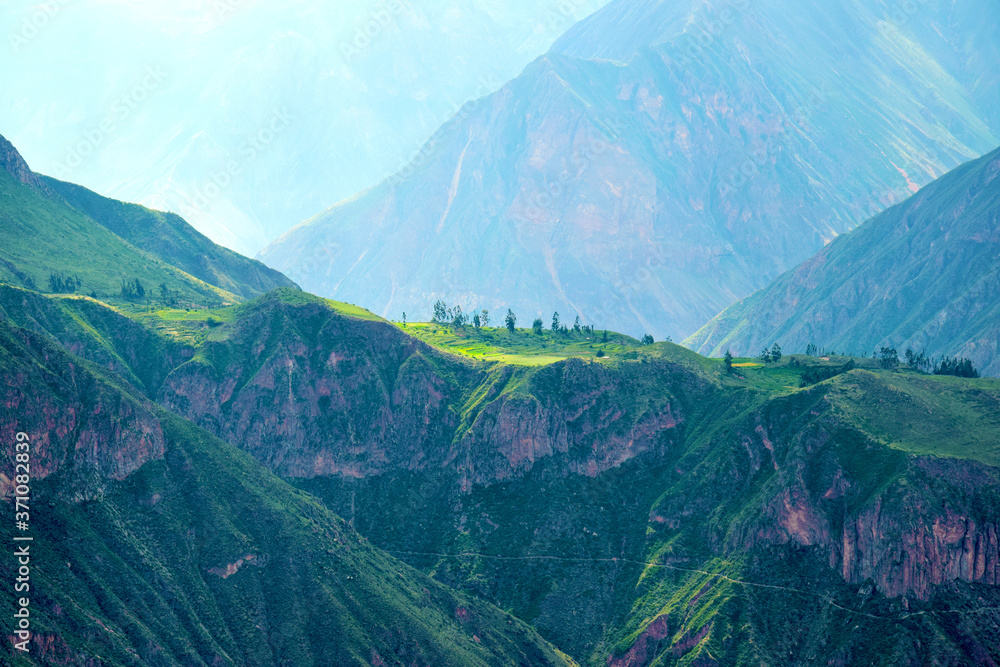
{"left": 0, "top": 327, "right": 165, "bottom": 498}
{"left": 607, "top": 615, "right": 671, "bottom": 667}
{"left": 157, "top": 304, "right": 686, "bottom": 487}
{"left": 699, "top": 398, "right": 1000, "bottom": 603}
{"left": 451, "top": 361, "right": 680, "bottom": 487}
{"left": 838, "top": 498, "right": 999, "bottom": 600}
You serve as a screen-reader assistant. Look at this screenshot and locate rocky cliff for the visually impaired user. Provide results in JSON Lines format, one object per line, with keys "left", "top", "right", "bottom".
{"left": 0, "top": 321, "right": 165, "bottom": 499}
{"left": 3, "top": 286, "right": 999, "bottom": 664}
{"left": 0, "top": 311, "right": 578, "bottom": 667}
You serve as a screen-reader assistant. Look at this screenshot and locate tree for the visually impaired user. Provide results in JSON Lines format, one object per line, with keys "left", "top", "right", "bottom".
{"left": 120, "top": 278, "right": 146, "bottom": 301}
{"left": 595, "top": 349, "right": 605, "bottom": 358}
{"left": 432, "top": 300, "right": 447, "bottom": 323}
{"left": 551, "top": 312, "right": 560, "bottom": 331}
{"left": 724, "top": 350, "right": 734, "bottom": 373}
{"left": 770, "top": 343, "right": 782, "bottom": 363}
{"left": 573, "top": 316, "right": 581, "bottom": 334}
{"left": 532, "top": 318, "right": 544, "bottom": 335}
{"left": 505, "top": 309, "right": 517, "bottom": 333}
{"left": 759, "top": 347, "right": 772, "bottom": 363}
{"left": 402, "top": 312, "right": 407, "bottom": 327}
{"left": 905, "top": 348, "right": 929, "bottom": 372}
{"left": 48, "top": 273, "right": 78, "bottom": 294}
{"left": 601, "top": 330, "right": 608, "bottom": 343}
{"left": 805, "top": 343, "right": 818, "bottom": 356}
{"left": 452, "top": 305, "right": 466, "bottom": 328}
{"left": 642, "top": 334, "right": 654, "bottom": 345}
{"left": 878, "top": 347, "right": 899, "bottom": 370}
{"left": 934, "top": 356, "right": 980, "bottom": 378}
{"left": 481, "top": 309, "right": 490, "bottom": 328}
{"left": 472, "top": 313, "right": 481, "bottom": 328}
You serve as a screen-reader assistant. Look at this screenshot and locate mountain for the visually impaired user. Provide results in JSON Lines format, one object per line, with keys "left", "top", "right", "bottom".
{"left": 1, "top": 0, "right": 609, "bottom": 254}
{"left": 5, "top": 282, "right": 998, "bottom": 665}
{"left": 42, "top": 175, "right": 297, "bottom": 300}
{"left": 686, "top": 146, "right": 1000, "bottom": 376}
{"left": 0, "top": 313, "right": 576, "bottom": 666}
{"left": 259, "top": 0, "right": 1000, "bottom": 339}
{"left": 0, "top": 134, "right": 295, "bottom": 305}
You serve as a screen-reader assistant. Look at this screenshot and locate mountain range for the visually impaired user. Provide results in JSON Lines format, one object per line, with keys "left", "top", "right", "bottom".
{"left": 0, "top": 133, "right": 296, "bottom": 306}
{"left": 686, "top": 145, "right": 1000, "bottom": 376}
{"left": 2, "top": 134, "right": 1000, "bottom": 665}
{"left": 1, "top": 0, "right": 609, "bottom": 255}
{"left": 259, "top": 0, "right": 1000, "bottom": 339}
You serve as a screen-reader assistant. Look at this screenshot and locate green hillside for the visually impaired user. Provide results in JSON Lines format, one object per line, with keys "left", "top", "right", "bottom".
{"left": 43, "top": 175, "right": 298, "bottom": 299}
{"left": 0, "top": 316, "right": 576, "bottom": 667}
{"left": 0, "top": 133, "right": 298, "bottom": 309}
{"left": 3, "top": 284, "right": 998, "bottom": 665}
{"left": 0, "top": 164, "right": 240, "bottom": 306}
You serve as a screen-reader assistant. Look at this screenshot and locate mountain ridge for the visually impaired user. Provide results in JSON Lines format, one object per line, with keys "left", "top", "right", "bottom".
{"left": 0, "top": 133, "right": 297, "bottom": 305}
{"left": 686, "top": 145, "right": 1000, "bottom": 376}
{"left": 259, "top": 0, "right": 999, "bottom": 339}
{"left": 4, "top": 281, "right": 999, "bottom": 664}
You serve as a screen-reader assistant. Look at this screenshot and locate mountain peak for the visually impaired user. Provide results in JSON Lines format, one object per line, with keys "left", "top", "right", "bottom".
{"left": 0, "top": 133, "right": 46, "bottom": 191}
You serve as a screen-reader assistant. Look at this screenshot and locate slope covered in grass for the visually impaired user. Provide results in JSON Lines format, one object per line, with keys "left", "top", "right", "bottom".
{"left": 44, "top": 175, "right": 298, "bottom": 299}
{"left": 0, "top": 316, "right": 577, "bottom": 667}
{"left": 0, "top": 161, "right": 233, "bottom": 306}
{"left": 0, "top": 133, "right": 299, "bottom": 308}
{"left": 3, "top": 281, "right": 1000, "bottom": 664}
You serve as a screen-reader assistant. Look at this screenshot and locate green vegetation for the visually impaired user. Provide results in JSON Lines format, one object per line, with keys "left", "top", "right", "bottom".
{"left": 43, "top": 175, "right": 297, "bottom": 299}
{"left": 0, "top": 167, "right": 240, "bottom": 307}
{"left": 400, "top": 322, "right": 643, "bottom": 366}
{"left": 2, "top": 146, "right": 998, "bottom": 665}
{"left": 2, "top": 278, "right": 999, "bottom": 666}
{"left": 0, "top": 315, "right": 575, "bottom": 667}
{"left": 934, "top": 356, "right": 981, "bottom": 378}
{"left": 828, "top": 371, "right": 1000, "bottom": 467}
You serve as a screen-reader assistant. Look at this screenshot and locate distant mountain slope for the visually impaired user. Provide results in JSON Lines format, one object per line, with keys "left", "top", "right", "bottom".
{"left": 260, "top": 0, "right": 999, "bottom": 339}
{"left": 686, "top": 146, "right": 1000, "bottom": 376}
{"left": 43, "top": 175, "right": 297, "bottom": 299}
{"left": 2, "top": 0, "right": 609, "bottom": 255}
{"left": 0, "top": 315, "right": 576, "bottom": 667}
{"left": 0, "top": 134, "right": 295, "bottom": 306}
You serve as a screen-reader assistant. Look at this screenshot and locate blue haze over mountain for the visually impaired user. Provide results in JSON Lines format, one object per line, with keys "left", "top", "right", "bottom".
{"left": 0, "top": 0, "right": 609, "bottom": 255}
{"left": 261, "top": 0, "right": 999, "bottom": 338}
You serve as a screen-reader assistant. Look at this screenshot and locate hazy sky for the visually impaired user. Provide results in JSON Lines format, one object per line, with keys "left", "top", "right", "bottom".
{"left": 1, "top": 0, "right": 610, "bottom": 253}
